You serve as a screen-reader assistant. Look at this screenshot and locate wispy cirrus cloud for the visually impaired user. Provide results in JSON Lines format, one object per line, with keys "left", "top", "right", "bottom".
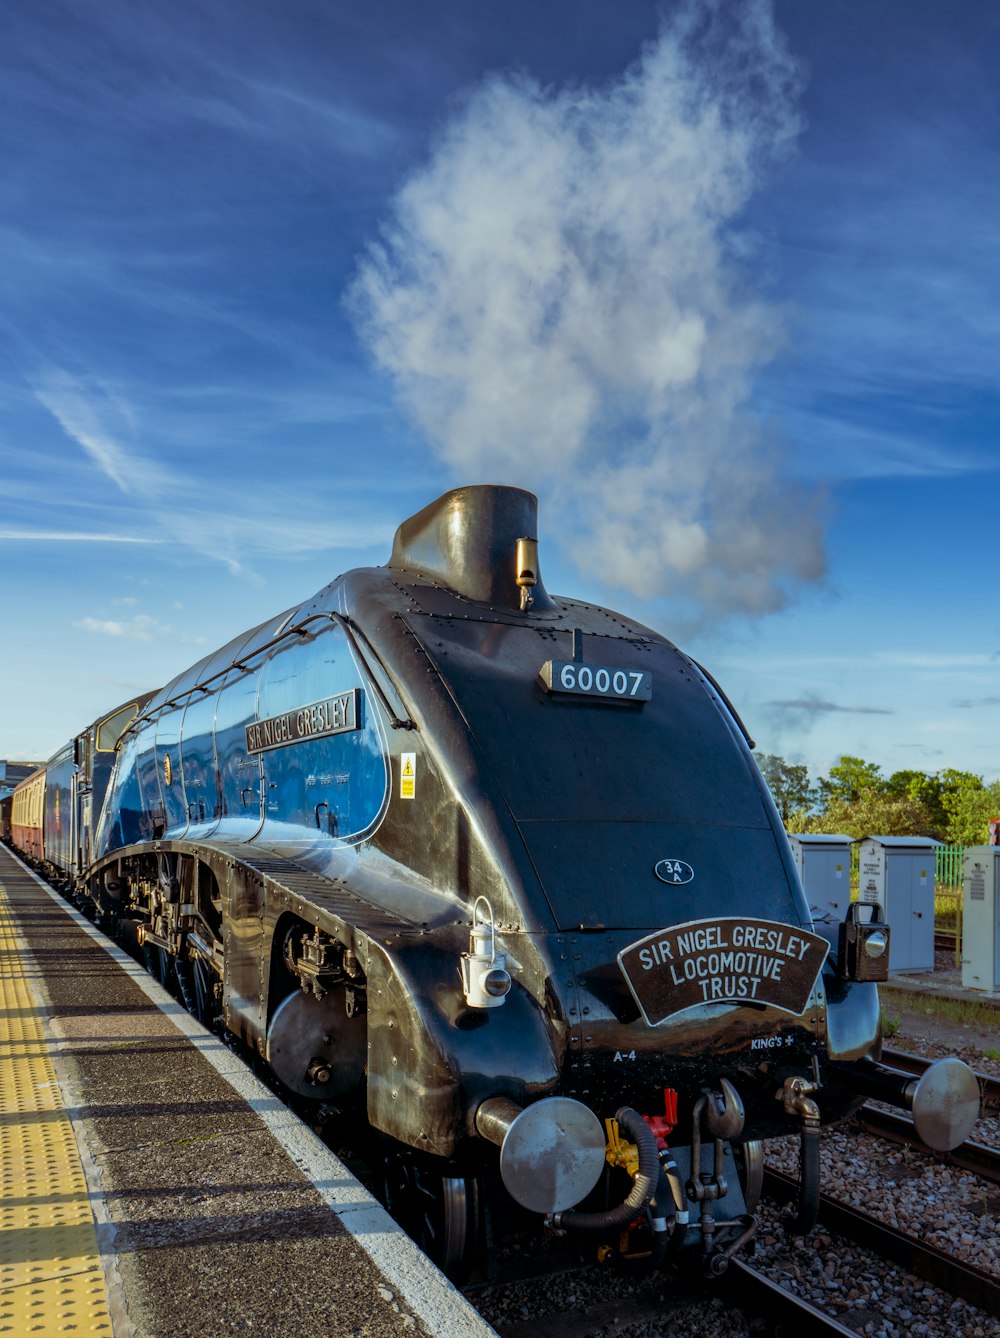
{"left": 874, "top": 651, "right": 997, "bottom": 670}
{"left": 165, "top": 71, "right": 400, "bottom": 160}
{"left": 6, "top": 1, "right": 399, "bottom": 167}
{"left": 759, "top": 693, "right": 894, "bottom": 743}
{"left": 719, "top": 650, "right": 998, "bottom": 673}
{"left": 915, "top": 718, "right": 980, "bottom": 736}
{"left": 0, "top": 529, "right": 160, "bottom": 543}
{"left": 22, "top": 364, "right": 400, "bottom": 576}
{"left": 776, "top": 411, "right": 993, "bottom": 482}
{"left": 32, "top": 369, "right": 176, "bottom": 496}
{"left": 768, "top": 697, "right": 893, "bottom": 716}
{"left": 73, "top": 613, "right": 205, "bottom": 644}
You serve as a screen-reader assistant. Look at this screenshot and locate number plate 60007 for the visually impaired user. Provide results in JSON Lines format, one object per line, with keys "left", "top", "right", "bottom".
{"left": 538, "top": 660, "right": 652, "bottom": 702}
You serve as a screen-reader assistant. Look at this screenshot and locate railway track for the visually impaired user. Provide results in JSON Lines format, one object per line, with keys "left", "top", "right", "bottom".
{"left": 855, "top": 1105, "right": 1000, "bottom": 1184}
{"left": 763, "top": 1167, "right": 1000, "bottom": 1321}
{"left": 717, "top": 1259, "right": 864, "bottom": 1336}
{"left": 473, "top": 1255, "right": 863, "bottom": 1337}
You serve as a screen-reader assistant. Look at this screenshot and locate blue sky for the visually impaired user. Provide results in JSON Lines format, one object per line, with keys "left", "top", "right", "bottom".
{"left": 1, "top": 0, "right": 998, "bottom": 787}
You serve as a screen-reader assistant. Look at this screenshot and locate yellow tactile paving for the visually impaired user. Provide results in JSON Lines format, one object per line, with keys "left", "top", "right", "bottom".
{"left": 0, "top": 882, "right": 113, "bottom": 1335}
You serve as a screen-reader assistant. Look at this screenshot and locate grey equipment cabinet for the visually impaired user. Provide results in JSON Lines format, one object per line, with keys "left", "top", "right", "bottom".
{"left": 786, "top": 833, "right": 854, "bottom": 945}
{"left": 857, "top": 835, "right": 937, "bottom": 974}
{"left": 962, "top": 846, "right": 1000, "bottom": 991}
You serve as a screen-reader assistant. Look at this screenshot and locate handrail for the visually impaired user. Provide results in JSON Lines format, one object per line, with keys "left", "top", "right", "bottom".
{"left": 118, "top": 610, "right": 416, "bottom": 739}
{"left": 687, "top": 655, "right": 756, "bottom": 751}
{"left": 328, "top": 612, "right": 416, "bottom": 731}
{"left": 119, "top": 612, "right": 333, "bottom": 736}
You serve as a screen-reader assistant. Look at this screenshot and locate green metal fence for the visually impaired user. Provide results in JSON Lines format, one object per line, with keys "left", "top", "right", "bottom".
{"left": 936, "top": 844, "right": 965, "bottom": 890}
{"left": 847, "top": 842, "right": 965, "bottom": 889}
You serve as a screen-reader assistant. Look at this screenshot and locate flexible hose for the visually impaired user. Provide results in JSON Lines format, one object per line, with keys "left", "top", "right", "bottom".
{"left": 552, "top": 1107, "right": 659, "bottom": 1234}
{"left": 606, "top": 1166, "right": 673, "bottom": 1274}
{"left": 784, "top": 1122, "right": 821, "bottom": 1235}
{"left": 659, "top": 1151, "right": 689, "bottom": 1259}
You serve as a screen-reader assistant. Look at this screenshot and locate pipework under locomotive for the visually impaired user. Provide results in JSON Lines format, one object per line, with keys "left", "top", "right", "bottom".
{"left": 13, "top": 485, "right": 981, "bottom": 1278}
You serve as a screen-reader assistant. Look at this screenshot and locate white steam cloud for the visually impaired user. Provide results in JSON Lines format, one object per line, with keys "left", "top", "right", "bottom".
{"left": 348, "top": 0, "right": 825, "bottom": 616}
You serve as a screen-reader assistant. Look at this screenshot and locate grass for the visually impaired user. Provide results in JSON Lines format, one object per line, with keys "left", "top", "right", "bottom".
{"left": 878, "top": 986, "right": 998, "bottom": 1034}
{"left": 934, "top": 888, "right": 962, "bottom": 934}
{"left": 881, "top": 1010, "right": 900, "bottom": 1039}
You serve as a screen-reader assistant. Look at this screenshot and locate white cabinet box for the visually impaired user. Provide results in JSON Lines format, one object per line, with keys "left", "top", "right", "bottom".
{"left": 962, "top": 847, "right": 1000, "bottom": 991}
{"left": 857, "top": 836, "right": 937, "bottom": 974}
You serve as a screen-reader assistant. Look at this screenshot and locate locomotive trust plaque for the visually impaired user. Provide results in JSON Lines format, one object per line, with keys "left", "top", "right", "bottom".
{"left": 618, "top": 917, "right": 829, "bottom": 1026}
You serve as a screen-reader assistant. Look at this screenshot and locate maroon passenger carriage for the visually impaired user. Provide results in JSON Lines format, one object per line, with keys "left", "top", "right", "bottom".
{"left": 11, "top": 768, "right": 45, "bottom": 863}
{"left": 8, "top": 696, "right": 152, "bottom": 885}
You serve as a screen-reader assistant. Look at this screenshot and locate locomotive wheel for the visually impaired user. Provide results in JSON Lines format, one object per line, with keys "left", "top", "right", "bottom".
{"left": 177, "top": 956, "right": 219, "bottom": 1029}
{"left": 142, "top": 942, "right": 175, "bottom": 991}
{"left": 380, "top": 1149, "right": 480, "bottom": 1282}
{"left": 735, "top": 1139, "right": 764, "bottom": 1212}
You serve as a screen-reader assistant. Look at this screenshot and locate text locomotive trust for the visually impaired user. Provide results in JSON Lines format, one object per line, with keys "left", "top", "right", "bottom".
{"left": 637, "top": 923, "right": 817, "bottom": 1002}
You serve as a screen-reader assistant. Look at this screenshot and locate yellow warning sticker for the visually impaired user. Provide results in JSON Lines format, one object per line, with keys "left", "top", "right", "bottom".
{"left": 400, "top": 752, "right": 416, "bottom": 800}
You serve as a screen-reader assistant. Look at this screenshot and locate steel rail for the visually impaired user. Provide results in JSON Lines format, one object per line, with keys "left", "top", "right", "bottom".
{"left": 475, "top": 1260, "right": 859, "bottom": 1338}
{"left": 881, "top": 1046, "right": 1000, "bottom": 1110}
{"left": 854, "top": 1105, "right": 1000, "bottom": 1186}
{"left": 763, "top": 1167, "right": 1000, "bottom": 1319}
{"left": 716, "top": 1259, "right": 859, "bottom": 1336}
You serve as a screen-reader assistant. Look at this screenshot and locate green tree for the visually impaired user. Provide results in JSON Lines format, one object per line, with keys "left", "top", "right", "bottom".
{"left": 785, "top": 805, "right": 817, "bottom": 835}
{"left": 942, "top": 779, "right": 1000, "bottom": 846}
{"left": 938, "top": 768, "right": 984, "bottom": 791}
{"left": 882, "top": 768, "right": 987, "bottom": 839}
{"left": 886, "top": 771, "right": 945, "bottom": 837}
{"left": 886, "top": 768, "right": 935, "bottom": 802}
{"left": 818, "top": 756, "right": 885, "bottom": 805}
{"left": 798, "top": 792, "right": 936, "bottom": 840}
{"left": 753, "top": 752, "right": 815, "bottom": 823}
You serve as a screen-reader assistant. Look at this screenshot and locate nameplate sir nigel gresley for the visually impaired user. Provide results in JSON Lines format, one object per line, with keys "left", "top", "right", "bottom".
{"left": 245, "top": 690, "right": 360, "bottom": 754}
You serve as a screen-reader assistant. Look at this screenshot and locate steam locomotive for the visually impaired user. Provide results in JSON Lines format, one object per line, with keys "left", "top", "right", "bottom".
{"left": 6, "top": 484, "right": 981, "bottom": 1279}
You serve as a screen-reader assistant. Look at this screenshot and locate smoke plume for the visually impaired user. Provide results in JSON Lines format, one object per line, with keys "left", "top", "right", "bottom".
{"left": 348, "top": 1, "right": 825, "bottom": 616}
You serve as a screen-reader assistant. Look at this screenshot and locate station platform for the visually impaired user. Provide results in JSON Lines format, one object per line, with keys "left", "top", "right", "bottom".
{"left": 0, "top": 845, "right": 494, "bottom": 1338}
{"left": 881, "top": 962, "right": 1000, "bottom": 1011}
